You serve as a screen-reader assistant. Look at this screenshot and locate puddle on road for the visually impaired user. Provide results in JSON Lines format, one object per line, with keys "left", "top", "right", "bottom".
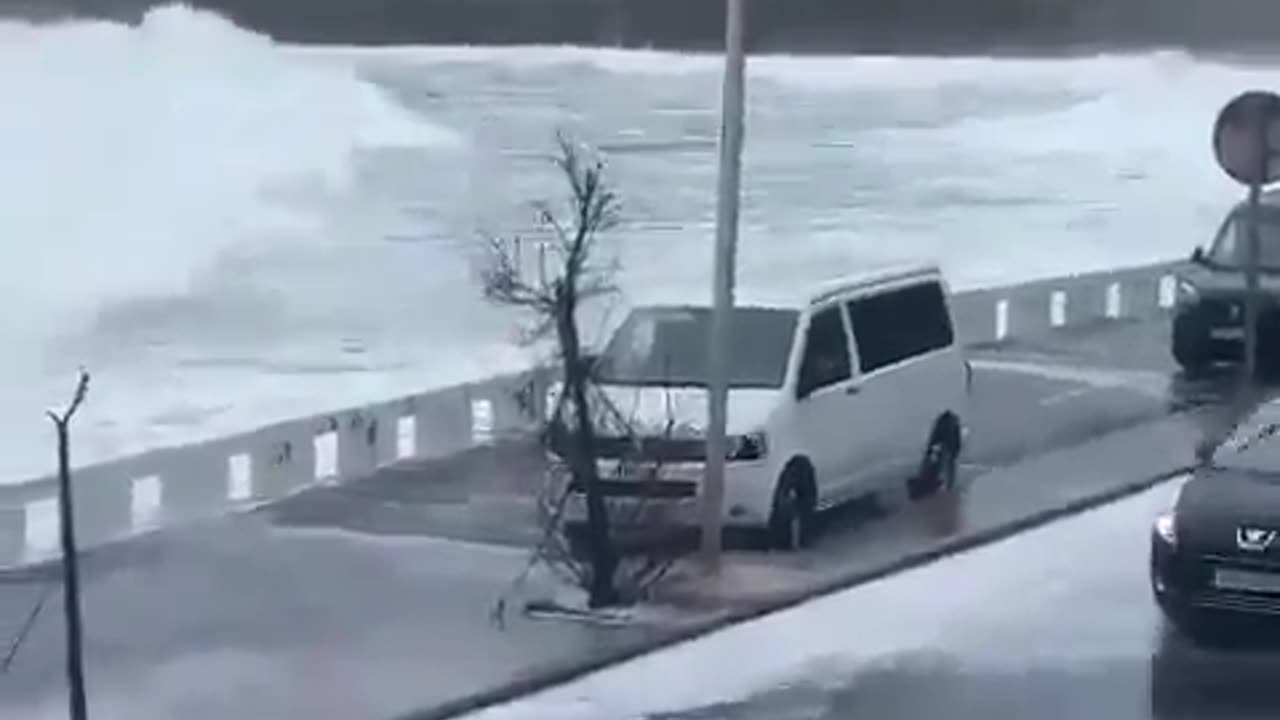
{"left": 907, "top": 490, "right": 964, "bottom": 539}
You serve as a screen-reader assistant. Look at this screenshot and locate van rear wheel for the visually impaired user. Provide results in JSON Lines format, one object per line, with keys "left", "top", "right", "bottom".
{"left": 909, "top": 433, "right": 957, "bottom": 501}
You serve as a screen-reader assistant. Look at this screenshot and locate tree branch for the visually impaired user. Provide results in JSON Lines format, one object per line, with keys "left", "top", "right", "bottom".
{"left": 46, "top": 370, "right": 90, "bottom": 429}
{"left": 533, "top": 202, "right": 573, "bottom": 259}
{"left": 481, "top": 237, "right": 557, "bottom": 312}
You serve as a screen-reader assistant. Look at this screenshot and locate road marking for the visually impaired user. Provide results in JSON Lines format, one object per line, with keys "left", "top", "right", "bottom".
{"left": 1038, "top": 386, "right": 1096, "bottom": 407}
{"left": 269, "top": 524, "right": 532, "bottom": 560}
{"left": 971, "top": 358, "right": 1169, "bottom": 399}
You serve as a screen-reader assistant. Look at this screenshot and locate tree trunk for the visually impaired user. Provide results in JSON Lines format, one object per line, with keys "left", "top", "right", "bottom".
{"left": 556, "top": 287, "right": 619, "bottom": 608}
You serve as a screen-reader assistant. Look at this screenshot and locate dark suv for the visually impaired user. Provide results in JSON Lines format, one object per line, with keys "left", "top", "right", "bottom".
{"left": 1171, "top": 192, "right": 1280, "bottom": 374}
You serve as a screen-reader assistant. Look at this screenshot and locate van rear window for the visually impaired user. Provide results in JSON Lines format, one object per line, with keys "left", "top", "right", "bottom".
{"left": 847, "top": 281, "right": 953, "bottom": 374}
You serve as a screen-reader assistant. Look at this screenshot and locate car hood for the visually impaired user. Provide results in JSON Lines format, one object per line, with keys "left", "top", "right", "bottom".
{"left": 1181, "top": 264, "right": 1280, "bottom": 297}
{"left": 1176, "top": 469, "right": 1280, "bottom": 552}
{"left": 548, "top": 382, "right": 780, "bottom": 439}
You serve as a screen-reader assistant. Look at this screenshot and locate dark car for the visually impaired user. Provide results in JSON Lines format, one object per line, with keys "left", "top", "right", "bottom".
{"left": 1170, "top": 192, "right": 1280, "bottom": 374}
{"left": 1150, "top": 415, "right": 1280, "bottom": 642}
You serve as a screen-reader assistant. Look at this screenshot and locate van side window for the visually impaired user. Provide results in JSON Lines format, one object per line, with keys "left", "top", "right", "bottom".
{"left": 847, "top": 281, "right": 954, "bottom": 374}
{"left": 797, "top": 305, "right": 852, "bottom": 397}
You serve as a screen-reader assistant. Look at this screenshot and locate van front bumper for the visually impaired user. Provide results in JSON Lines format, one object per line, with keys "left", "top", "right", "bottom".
{"left": 557, "top": 457, "right": 776, "bottom": 529}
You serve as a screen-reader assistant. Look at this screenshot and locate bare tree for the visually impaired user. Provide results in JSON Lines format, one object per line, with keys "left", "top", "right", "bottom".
{"left": 490, "top": 380, "right": 690, "bottom": 626}
{"left": 48, "top": 369, "right": 90, "bottom": 720}
{"left": 481, "top": 131, "right": 623, "bottom": 608}
{"left": 533, "top": 384, "right": 688, "bottom": 601}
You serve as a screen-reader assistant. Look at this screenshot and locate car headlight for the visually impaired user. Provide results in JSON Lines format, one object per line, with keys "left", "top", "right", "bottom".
{"left": 1176, "top": 277, "right": 1199, "bottom": 303}
{"left": 1153, "top": 478, "right": 1188, "bottom": 546}
{"left": 727, "top": 431, "right": 768, "bottom": 461}
{"left": 1154, "top": 513, "right": 1177, "bottom": 546}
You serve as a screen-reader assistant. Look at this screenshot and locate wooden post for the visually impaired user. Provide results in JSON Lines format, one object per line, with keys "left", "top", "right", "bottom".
{"left": 47, "top": 370, "right": 90, "bottom": 720}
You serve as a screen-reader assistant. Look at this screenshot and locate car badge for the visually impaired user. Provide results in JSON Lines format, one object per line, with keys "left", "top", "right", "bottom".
{"left": 1230, "top": 304, "right": 1241, "bottom": 321}
{"left": 1237, "top": 526, "right": 1278, "bottom": 552}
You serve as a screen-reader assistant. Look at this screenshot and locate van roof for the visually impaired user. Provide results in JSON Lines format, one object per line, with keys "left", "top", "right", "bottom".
{"left": 804, "top": 262, "right": 943, "bottom": 307}
{"left": 628, "top": 261, "right": 945, "bottom": 312}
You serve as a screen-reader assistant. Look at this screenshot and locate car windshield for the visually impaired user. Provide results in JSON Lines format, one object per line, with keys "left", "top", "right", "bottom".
{"left": 1205, "top": 210, "right": 1280, "bottom": 272}
{"left": 593, "top": 305, "right": 799, "bottom": 389}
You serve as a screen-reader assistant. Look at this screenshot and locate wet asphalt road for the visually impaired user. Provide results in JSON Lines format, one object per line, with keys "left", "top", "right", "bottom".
{"left": 464, "top": 482, "right": 1280, "bottom": 720}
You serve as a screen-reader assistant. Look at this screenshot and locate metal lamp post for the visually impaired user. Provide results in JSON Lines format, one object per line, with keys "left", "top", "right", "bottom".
{"left": 701, "top": 0, "right": 747, "bottom": 573}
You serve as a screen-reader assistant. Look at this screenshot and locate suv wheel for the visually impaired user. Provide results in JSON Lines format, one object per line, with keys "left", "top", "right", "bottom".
{"left": 1257, "top": 309, "right": 1280, "bottom": 379}
{"left": 1172, "top": 307, "right": 1213, "bottom": 375}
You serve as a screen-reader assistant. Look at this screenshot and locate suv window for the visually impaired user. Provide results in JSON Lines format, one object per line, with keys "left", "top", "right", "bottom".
{"left": 1207, "top": 210, "right": 1280, "bottom": 271}
{"left": 796, "top": 305, "right": 852, "bottom": 397}
{"left": 847, "top": 281, "right": 954, "bottom": 374}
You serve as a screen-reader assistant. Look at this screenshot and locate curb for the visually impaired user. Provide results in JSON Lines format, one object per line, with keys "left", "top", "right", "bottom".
{"left": 401, "top": 463, "right": 1191, "bottom": 720}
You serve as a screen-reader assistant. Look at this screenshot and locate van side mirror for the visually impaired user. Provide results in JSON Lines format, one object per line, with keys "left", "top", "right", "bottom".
{"left": 1190, "top": 247, "right": 1204, "bottom": 264}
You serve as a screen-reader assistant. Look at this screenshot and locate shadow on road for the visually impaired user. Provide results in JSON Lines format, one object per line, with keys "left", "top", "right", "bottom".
{"left": 1149, "top": 621, "right": 1280, "bottom": 719}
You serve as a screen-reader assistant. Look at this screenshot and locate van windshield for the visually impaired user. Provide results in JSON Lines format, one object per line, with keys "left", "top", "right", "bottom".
{"left": 594, "top": 306, "right": 799, "bottom": 389}
{"left": 1206, "top": 211, "right": 1280, "bottom": 272}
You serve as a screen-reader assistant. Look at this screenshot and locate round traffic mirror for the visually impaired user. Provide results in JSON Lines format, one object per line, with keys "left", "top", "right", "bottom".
{"left": 1214, "top": 90, "right": 1280, "bottom": 186}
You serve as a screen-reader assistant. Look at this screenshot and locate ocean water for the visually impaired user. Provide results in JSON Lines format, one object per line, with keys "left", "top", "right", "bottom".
{"left": 0, "top": 5, "right": 1270, "bottom": 484}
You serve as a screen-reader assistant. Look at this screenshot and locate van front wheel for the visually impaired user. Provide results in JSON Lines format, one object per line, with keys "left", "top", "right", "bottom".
{"left": 768, "top": 465, "right": 816, "bottom": 551}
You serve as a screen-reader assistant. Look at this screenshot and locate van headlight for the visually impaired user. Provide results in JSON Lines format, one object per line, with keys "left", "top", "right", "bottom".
{"left": 727, "top": 432, "right": 768, "bottom": 462}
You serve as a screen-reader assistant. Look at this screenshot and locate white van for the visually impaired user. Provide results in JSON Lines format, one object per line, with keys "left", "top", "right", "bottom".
{"left": 550, "top": 263, "right": 972, "bottom": 550}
